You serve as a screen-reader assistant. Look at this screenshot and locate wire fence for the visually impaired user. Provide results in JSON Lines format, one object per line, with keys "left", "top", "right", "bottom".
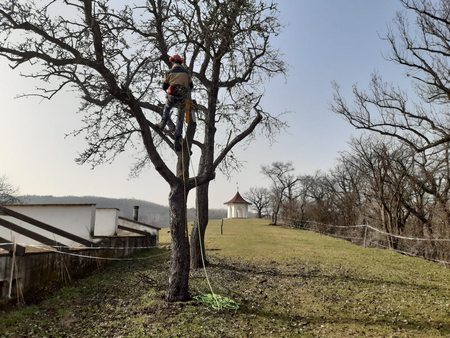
{"left": 0, "top": 239, "right": 165, "bottom": 261}
{"left": 3, "top": 219, "right": 450, "bottom": 266}
{"left": 281, "top": 217, "right": 450, "bottom": 267}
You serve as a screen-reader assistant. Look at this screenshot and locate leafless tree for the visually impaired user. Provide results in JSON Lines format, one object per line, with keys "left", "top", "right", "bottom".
{"left": 332, "top": 0, "right": 450, "bottom": 152}
{"left": 394, "top": 146, "right": 450, "bottom": 259}
{"left": 326, "top": 158, "right": 364, "bottom": 227}
{"left": 344, "top": 137, "right": 415, "bottom": 248}
{"left": 244, "top": 187, "right": 270, "bottom": 218}
{"left": 127, "top": 0, "right": 286, "bottom": 269}
{"left": 334, "top": 136, "right": 450, "bottom": 258}
{"left": 297, "top": 172, "right": 336, "bottom": 225}
{"left": 261, "top": 161, "right": 299, "bottom": 224}
{"left": 0, "top": 176, "right": 20, "bottom": 204}
{"left": 159, "top": 0, "right": 287, "bottom": 269}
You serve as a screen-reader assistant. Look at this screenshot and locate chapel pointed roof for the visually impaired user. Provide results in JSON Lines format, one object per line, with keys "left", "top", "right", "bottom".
{"left": 224, "top": 191, "right": 251, "bottom": 205}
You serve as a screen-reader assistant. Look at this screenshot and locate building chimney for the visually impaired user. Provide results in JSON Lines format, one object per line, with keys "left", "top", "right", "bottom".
{"left": 133, "top": 205, "right": 139, "bottom": 221}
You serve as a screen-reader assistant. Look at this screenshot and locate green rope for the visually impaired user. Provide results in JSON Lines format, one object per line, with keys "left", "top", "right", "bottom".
{"left": 194, "top": 293, "right": 239, "bottom": 311}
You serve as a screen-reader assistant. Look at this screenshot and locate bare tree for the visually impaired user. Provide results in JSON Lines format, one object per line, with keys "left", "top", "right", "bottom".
{"left": 332, "top": 0, "right": 450, "bottom": 152}
{"left": 395, "top": 147, "right": 450, "bottom": 255}
{"left": 298, "top": 172, "right": 336, "bottom": 225}
{"left": 142, "top": 0, "right": 287, "bottom": 268}
{"left": 326, "top": 159, "right": 364, "bottom": 227}
{"left": 344, "top": 137, "right": 415, "bottom": 248}
{"left": 261, "top": 161, "right": 299, "bottom": 224}
{"left": 0, "top": 0, "right": 285, "bottom": 300}
{"left": 244, "top": 187, "right": 270, "bottom": 218}
{"left": 0, "top": 176, "right": 20, "bottom": 204}
{"left": 171, "top": 0, "right": 286, "bottom": 269}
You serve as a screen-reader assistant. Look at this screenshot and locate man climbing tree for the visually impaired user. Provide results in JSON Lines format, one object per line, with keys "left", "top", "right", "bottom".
{"left": 157, "top": 54, "right": 193, "bottom": 152}
{"left": 0, "top": 0, "right": 285, "bottom": 301}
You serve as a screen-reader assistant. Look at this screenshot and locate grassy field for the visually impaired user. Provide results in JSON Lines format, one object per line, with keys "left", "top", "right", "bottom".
{"left": 2, "top": 218, "right": 450, "bottom": 337}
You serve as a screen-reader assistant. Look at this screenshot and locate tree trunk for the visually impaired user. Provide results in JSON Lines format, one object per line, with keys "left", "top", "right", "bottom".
{"left": 190, "top": 182, "right": 209, "bottom": 269}
{"left": 380, "top": 203, "right": 393, "bottom": 249}
{"left": 167, "top": 182, "right": 191, "bottom": 302}
{"left": 272, "top": 212, "right": 278, "bottom": 225}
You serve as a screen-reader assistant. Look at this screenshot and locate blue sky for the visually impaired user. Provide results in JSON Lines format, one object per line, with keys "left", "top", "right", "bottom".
{"left": 0, "top": 0, "right": 408, "bottom": 209}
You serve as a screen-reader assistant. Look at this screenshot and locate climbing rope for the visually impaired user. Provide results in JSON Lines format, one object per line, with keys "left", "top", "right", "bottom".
{"left": 181, "top": 138, "right": 189, "bottom": 239}
{"left": 182, "top": 104, "right": 239, "bottom": 311}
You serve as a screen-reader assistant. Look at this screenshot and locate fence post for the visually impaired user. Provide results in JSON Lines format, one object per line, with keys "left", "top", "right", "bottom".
{"left": 363, "top": 224, "right": 368, "bottom": 248}
{"left": 221, "top": 218, "right": 224, "bottom": 235}
{"left": 8, "top": 237, "right": 16, "bottom": 299}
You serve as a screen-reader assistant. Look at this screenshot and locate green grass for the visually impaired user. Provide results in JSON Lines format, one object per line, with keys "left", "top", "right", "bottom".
{"left": 2, "top": 219, "right": 450, "bottom": 337}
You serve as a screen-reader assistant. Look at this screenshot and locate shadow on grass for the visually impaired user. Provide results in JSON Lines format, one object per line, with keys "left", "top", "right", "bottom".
{"left": 238, "top": 303, "right": 450, "bottom": 335}
{"left": 3, "top": 250, "right": 450, "bottom": 338}
{"left": 210, "top": 258, "right": 449, "bottom": 293}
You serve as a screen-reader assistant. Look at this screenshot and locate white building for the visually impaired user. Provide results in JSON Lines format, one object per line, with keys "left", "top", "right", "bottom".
{"left": 224, "top": 191, "right": 251, "bottom": 218}
{"left": 0, "top": 204, "right": 160, "bottom": 249}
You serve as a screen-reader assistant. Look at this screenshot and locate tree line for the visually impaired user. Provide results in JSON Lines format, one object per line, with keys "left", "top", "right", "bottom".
{"left": 246, "top": 0, "right": 450, "bottom": 263}
{"left": 249, "top": 135, "right": 450, "bottom": 262}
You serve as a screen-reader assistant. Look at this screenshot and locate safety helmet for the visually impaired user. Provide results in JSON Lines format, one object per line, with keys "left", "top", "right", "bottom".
{"left": 169, "top": 54, "right": 184, "bottom": 64}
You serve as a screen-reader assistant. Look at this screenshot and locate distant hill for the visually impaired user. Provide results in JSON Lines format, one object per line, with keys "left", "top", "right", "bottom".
{"left": 18, "top": 195, "right": 227, "bottom": 228}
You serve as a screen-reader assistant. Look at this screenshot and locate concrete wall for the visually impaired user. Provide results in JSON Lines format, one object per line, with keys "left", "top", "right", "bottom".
{"left": 0, "top": 205, "right": 162, "bottom": 301}
{"left": 0, "top": 205, "right": 95, "bottom": 247}
{"left": 94, "top": 208, "right": 119, "bottom": 237}
{"left": 0, "top": 235, "right": 157, "bottom": 300}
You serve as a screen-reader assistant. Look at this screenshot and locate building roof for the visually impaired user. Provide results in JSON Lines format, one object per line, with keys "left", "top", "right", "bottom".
{"left": 118, "top": 216, "right": 162, "bottom": 230}
{"left": 224, "top": 191, "right": 251, "bottom": 205}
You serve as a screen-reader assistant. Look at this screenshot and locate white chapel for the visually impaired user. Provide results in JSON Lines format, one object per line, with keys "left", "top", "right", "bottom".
{"left": 224, "top": 191, "right": 251, "bottom": 218}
